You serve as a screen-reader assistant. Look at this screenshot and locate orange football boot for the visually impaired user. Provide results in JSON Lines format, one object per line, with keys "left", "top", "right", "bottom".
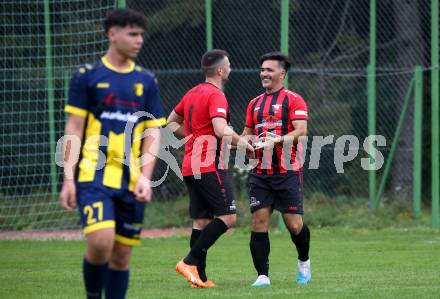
{"left": 190, "top": 279, "right": 217, "bottom": 288}
{"left": 176, "top": 259, "right": 206, "bottom": 288}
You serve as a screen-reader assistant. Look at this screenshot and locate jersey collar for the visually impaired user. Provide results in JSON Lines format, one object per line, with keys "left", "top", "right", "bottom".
{"left": 101, "top": 56, "right": 135, "bottom": 73}
{"left": 265, "top": 86, "right": 285, "bottom": 95}
{"left": 203, "top": 81, "right": 222, "bottom": 90}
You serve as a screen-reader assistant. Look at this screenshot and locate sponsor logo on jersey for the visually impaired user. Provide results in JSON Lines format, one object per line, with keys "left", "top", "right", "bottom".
{"left": 103, "top": 94, "right": 141, "bottom": 108}
{"left": 100, "top": 111, "right": 139, "bottom": 123}
{"left": 255, "top": 115, "right": 282, "bottom": 130}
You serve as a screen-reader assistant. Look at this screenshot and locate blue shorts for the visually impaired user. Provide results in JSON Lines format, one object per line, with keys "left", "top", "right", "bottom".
{"left": 77, "top": 185, "right": 145, "bottom": 246}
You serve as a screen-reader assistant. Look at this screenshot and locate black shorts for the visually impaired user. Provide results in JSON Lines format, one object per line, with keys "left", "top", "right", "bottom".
{"left": 184, "top": 170, "right": 236, "bottom": 219}
{"left": 248, "top": 171, "right": 304, "bottom": 214}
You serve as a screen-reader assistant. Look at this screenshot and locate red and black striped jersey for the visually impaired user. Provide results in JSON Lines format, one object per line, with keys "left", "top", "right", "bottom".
{"left": 245, "top": 87, "right": 308, "bottom": 174}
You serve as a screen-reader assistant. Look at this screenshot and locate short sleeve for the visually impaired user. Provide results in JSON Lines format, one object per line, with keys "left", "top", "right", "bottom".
{"left": 244, "top": 100, "right": 255, "bottom": 128}
{"left": 174, "top": 97, "right": 184, "bottom": 117}
{"left": 65, "top": 67, "right": 89, "bottom": 117}
{"left": 289, "top": 95, "right": 308, "bottom": 121}
{"left": 143, "top": 77, "right": 166, "bottom": 128}
{"left": 208, "top": 92, "right": 228, "bottom": 119}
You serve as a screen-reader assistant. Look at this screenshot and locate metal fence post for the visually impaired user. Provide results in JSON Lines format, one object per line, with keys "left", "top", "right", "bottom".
{"left": 368, "top": 0, "right": 377, "bottom": 211}
{"left": 413, "top": 66, "right": 423, "bottom": 220}
{"left": 44, "top": 0, "right": 57, "bottom": 199}
{"left": 431, "top": 0, "right": 440, "bottom": 228}
{"left": 205, "top": 0, "right": 213, "bottom": 50}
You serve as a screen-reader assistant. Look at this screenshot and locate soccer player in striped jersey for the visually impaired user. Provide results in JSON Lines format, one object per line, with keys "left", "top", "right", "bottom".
{"left": 59, "top": 9, "right": 166, "bottom": 299}
{"left": 168, "top": 49, "right": 254, "bottom": 288}
{"left": 242, "top": 52, "right": 311, "bottom": 286}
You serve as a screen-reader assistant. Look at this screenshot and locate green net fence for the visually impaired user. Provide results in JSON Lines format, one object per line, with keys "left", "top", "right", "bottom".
{"left": 0, "top": 0, "right": 117, "bottom": 230}
{"left": 0, "top": 0, "right": 434, "bottom": 230}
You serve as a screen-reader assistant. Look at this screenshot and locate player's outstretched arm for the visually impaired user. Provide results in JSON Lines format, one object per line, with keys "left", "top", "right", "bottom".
{"left": 242, "top": 126, "right": 254, "bottom": 136}
{"left": 59, "top": 114, "right": 85, "bottom": 211}
{"left": 212, "top": 117, "right": 254, "bottom": 157}
{"left": 134, "top": 127, "right": 161, "bottom": 203}
{"left": 228, "top": 126, "right": 255, "bottom": 150}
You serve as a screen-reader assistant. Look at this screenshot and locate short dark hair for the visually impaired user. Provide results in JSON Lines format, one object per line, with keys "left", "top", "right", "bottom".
{"left": 104, "top": 8, "right": 147, "bottom": 33}
{"left": 201, "top": 49, "right": 229, "bottom": 76}
{"left": 259, "top": 52, "right": 291, "bottom": 71}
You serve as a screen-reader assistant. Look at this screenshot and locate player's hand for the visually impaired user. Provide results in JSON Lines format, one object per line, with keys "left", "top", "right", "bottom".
{"left": 134, "top": 175, "right": 153, "bottom": 203}
{"left": 237, "top": 137, "right": 254, "bottom": 159}
{"left": 245, "top": 142, "right": 255, "bottom": 159}
{"left": 59, "top": 180, "right": 77, "bottom": 211}
{"left": 259, "top": 136, "right": 283, "bottom": 149}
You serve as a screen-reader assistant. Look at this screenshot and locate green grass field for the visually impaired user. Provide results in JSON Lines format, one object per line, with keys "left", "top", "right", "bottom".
{"left": 0, "top": 228, "right": 439, "bottom": 298}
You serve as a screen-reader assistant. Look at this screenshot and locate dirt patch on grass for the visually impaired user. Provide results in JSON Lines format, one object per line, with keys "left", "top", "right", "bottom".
{"left": 0, "top": 228, "right": 191, "bottom": 240}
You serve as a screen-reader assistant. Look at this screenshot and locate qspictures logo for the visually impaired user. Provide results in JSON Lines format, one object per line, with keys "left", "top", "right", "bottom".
{"left": 56, "top": 112, "right": 386, "bottom": 186}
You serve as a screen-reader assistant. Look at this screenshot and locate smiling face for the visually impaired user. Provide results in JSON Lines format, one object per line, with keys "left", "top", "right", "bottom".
{"left": 260, "top": 59, "right": 286, "bottom": 92}
{"left": 108, "top": 25, "right": 144, "bottom": 60}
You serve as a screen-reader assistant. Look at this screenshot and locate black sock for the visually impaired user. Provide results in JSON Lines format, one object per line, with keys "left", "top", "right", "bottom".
{"left": 290, "top": 224, "right": 310, "bottom": 261}
{"left": 190, "top": 228, "right": 207, "bottom": 281}
{"left": 105, "top": 268, "right": 129, "bottom": 299}
{"left": 249, "top": 231, "right": 270, "bottom": 276}
{"left": 184, "top": 218, "right": 228, "bottom": 265}
{"left": 83, "top": 258, "right": 108, "bottom": 299}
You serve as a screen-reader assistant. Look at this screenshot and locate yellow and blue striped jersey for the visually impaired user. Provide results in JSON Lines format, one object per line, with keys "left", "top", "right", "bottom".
{"left": 65, "top": 56, "right": 166, "bottom": 191}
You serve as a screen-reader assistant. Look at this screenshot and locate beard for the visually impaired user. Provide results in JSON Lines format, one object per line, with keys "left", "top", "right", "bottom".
{"left": 221, "top": 76, "right": 229, "bottom": 85}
